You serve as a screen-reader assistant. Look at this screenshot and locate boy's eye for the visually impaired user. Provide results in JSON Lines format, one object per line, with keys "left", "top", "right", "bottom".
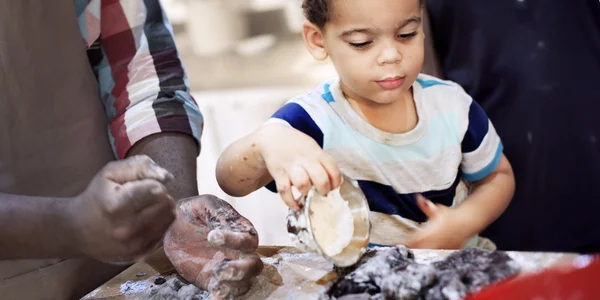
{"left": 349, "top": 41, "right": 372, "bottom": 49}
{"left": 397, "top": 32, "right": 418, "bottom": 40}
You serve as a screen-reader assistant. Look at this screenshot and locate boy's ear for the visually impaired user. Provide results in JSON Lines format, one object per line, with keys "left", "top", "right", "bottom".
{"left": 302, "top": 21, "right": 328, "bottom": 61}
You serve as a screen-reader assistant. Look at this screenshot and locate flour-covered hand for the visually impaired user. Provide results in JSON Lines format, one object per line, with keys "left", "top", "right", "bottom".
{"left": 257, "top": 124, "right": 342, "bottom": 210}
{"left": 163, "top": 194, "right": 263, "bottom": 299}
{"left": 69, "top": 155, "right": 175, "bottom": 264}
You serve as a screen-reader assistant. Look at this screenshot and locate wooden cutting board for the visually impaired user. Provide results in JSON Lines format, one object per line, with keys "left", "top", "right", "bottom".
{"left": 81, "top": 246, "right": 577, "bottom": 300}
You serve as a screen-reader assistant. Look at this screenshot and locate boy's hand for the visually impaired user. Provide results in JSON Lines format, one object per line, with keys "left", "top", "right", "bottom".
{"left": 69, "top": 155, "right": 176, "bottom": 264}
{"left": 404, "top": 195, "right": 472, "bottom": 249}
{"left": 258, "top": 124, "right": 342, "bottom": 210}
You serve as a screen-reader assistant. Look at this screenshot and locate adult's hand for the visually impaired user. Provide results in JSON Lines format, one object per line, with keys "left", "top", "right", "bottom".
{"left": 68, "top": 155, "right": 176, "bottom": 264}
{"left": 164, "top": 194, "right": 263, "bottom": 299}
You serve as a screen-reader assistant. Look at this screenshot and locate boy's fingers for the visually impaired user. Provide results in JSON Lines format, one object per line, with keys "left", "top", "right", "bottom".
{"left": 304, "top": 162, "right": 331, "bottom": 196}
{"left": 416, "top": 194, "right": 438, "bottom": 219}
{"left": 289, "top": 165, "right": 311, "bottom": 196}
{"left": 270, "top": 168, "right": 299, "bottom": 210}
{"left": 320, "top": 155, "right": 342, "bottom": 189}
{"left": 275, "top": 175, "right": 299, "bottom": 210}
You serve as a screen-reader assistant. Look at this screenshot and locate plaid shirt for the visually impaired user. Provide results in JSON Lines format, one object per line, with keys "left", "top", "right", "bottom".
{"left": 74, "top": 0, "right": 203, "bottom": 159}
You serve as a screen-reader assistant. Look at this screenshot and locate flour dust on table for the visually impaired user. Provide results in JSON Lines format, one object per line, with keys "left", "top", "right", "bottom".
{"left": 147, "top": 276, "right": 210, "bottom": 300}
{"left": 322, "top": 246, "right": 520, "bottom": 300}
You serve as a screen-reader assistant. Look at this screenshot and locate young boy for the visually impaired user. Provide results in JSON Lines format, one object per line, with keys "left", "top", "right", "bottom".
{"left": 216, "top": 0, "right": 515, "bottom": 250}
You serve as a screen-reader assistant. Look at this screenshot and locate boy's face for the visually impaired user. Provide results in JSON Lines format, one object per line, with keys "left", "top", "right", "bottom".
{"left": 305, "top": 0, "right": 424, "bottom": 105}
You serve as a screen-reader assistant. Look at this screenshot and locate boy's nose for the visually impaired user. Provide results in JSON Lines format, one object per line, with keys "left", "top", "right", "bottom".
{"left": 377, "top": 46, "right": 402, "bottom": 65}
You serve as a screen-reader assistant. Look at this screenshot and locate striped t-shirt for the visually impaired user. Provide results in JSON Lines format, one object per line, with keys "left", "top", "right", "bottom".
{"left": 264, "top": 74, "right": 503, "bottom": 223}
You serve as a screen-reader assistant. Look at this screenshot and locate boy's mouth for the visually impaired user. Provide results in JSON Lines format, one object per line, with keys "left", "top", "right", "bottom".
{"left": 375, "top": 76, "right": 405, "bottom": 90}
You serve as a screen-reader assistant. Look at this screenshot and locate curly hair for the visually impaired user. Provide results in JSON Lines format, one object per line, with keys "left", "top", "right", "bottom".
{"left": 302, "top": 0, "right": 424, "bottom": 28}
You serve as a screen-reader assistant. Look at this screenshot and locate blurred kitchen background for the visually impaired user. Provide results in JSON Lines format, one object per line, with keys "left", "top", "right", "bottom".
{"left": 161, "top": 0, "right": 336, "bottom": 245}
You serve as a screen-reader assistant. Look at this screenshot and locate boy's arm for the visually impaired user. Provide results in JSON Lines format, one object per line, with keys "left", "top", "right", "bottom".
{"left": 407, "top": 94, "right": 514, "bottom": 249}
{"left": 451, "top": 154, "right": 514, "bottom": 238}
{"left": 455, "top": 96, "right": 515, "bottom": 236}
{"left": 423, "top": 7, "right": 513, "bottom": 236}
{"left": 216, "top": 102, "right": 341, "bottom": 209}
{"left": 408, "top": 155, "right": 514, "bottom": 249}
{"left": 215, "top": 126, "right": 275, "bottom": 198}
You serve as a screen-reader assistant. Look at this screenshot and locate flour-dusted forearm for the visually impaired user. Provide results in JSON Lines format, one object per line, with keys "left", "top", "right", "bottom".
{"left": 215, "top": 127, "right": 273, "bottom": 198}
{"left": 216, "top": 123, "right": 341, "bottom": 210}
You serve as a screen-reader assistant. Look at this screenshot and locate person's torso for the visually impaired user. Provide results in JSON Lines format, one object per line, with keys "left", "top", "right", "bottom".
{"left": 0, "top": 0, "right": 115, "bottom": 196}
{"left": 269, "top": 75, "right": 475, "bottom": 223}
{"left": 0, "top": 0, "right": 123, "bottom": 298}
{"left": 427, "top": 0, "right": 600, "bottom": 252}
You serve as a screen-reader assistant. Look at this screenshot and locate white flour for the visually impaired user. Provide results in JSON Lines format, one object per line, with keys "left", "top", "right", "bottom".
{"left": 119, "top": 280, "right": 150, "bottom": 294}
{"left": 309, "top": 188, "right": 354, "bottom": 257}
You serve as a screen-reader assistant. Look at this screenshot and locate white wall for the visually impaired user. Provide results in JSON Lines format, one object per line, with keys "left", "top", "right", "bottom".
{"left": 193, "top": 87, "right": 311, "bottom": 246}
{"left": 161, "top": 0, "right": 305, "bottom": 32}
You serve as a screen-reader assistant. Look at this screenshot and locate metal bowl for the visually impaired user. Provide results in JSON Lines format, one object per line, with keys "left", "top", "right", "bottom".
{"left": 286, "top": 174, "right": 371, "bottom": 267}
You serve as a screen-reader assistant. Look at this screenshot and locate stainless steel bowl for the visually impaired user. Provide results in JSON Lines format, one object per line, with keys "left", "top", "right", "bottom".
{"left": 286, "top": 174, "right": 371, "bottom": 267}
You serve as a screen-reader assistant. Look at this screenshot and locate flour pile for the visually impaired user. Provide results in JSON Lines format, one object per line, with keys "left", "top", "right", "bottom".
{"left": 310, "top": 188, "right": 355, "bottom": 257}
{"left": 147, "top": 277, "right": 209, "bottom": 300}
{"left": 322, "top": 246, "right": 520, "bottom": 300}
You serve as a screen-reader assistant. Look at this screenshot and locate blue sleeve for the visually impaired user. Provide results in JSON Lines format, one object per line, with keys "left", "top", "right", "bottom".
{"left": 270, "top": 102, "right": 325, "bottom": 147}
{"left": 460, "top": 100, "right": 504, "bottom": 182}
{"left": 264, "top": 102, "right": 325, "bottom": 192}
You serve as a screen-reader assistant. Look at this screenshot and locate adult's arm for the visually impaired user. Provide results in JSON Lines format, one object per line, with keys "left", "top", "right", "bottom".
{"left": 92, "top": 0, "right": 203, "bottom": 200}
{"left": 0, "top": 1, "right": 205, "bottom": 260}
{"left": 0, "top": 194, "right": 79, "bottom": 259}
{"left": 128, "top": 133, "right": 199, "bottom": 201}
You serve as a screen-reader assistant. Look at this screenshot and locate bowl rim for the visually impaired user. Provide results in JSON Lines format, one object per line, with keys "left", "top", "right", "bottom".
{"left": 302, "top": 174, "right": 371, "bottom": 266}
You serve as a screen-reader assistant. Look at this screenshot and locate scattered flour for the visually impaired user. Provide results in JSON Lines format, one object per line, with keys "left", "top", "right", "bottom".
{"left": 279, "top": 252, "right": 317, "bottom": 261}
{"left": 119, "top": 280, "right": 150, "bottom": 294}
{"left": 310, "top": 188, "right": 354, "bottom": 257}
{"left": 412, "top": 250, "right": 448, "bottom": 265}
{"left": 86, "top": 289, "right": 100, "bottom": 298}
{"left": 148, "top": 277, "right": 210, "bottom": 300}
{"left": 506, "top": 251, "right": 564, "bottom": 273}
{"left": 261, "top": 257, "right": 280, "bottom": 265}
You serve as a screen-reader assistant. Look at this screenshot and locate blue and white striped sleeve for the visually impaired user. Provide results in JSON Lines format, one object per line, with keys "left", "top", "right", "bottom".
{"left": 263, "top": 99, "right": 325, "bottom": 192}
{"left": 460, "top": 99, "right": 504, "bottom": 182}
{"left": 266, "top": 101, "right": 325, "bottom": 148}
